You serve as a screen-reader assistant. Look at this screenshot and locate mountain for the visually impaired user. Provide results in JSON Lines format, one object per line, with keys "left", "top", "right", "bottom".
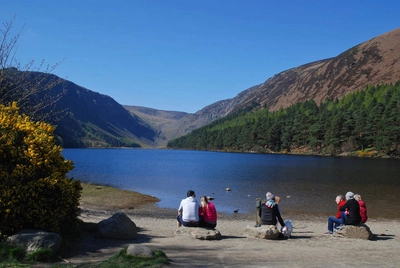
{"left": 234, "top": 27, "right": 400, "bottom": 112}
{"left": 4, "top": 27, "right": 399, "bottom": 148}
{"left": 46, "top": 79, "right": 158, "bottom": 148}
{"left": 123, "top": 105, "right": 188, "bottom": 147}
{"left": 143, "top": 27, "right": 400, "bottom": 145}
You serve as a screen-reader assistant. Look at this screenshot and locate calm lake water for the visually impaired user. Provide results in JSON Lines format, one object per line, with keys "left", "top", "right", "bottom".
{"left": 63, "top": 148, "right": 400, "bottom": 219}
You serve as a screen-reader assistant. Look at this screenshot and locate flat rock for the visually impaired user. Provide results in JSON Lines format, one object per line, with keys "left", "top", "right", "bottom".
{"left": 175, "top": 227, "right": 221, "bottom": 240}
{"left": 333, "top": 224, "right": 373, "bottom": 240}
{"left": 244, "top": 225, "right": 280, "bottom": 239}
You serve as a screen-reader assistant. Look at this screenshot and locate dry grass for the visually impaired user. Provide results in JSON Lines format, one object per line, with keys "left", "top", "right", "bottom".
{"left": 80, "top": 183, "right": 159, "bottom": 210}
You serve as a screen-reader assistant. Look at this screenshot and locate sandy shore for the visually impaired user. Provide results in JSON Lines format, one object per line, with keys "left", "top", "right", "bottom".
{"left": 57, "top": 203, "right": 400, "bottom": 268}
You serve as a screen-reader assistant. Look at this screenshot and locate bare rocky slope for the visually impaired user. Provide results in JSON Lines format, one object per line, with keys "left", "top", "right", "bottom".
{"left": 128, "top": 27, "right": 400, "bottom": 147}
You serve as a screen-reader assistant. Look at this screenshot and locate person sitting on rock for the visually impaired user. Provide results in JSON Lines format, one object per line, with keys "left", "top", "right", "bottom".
{"left": 354, "top": 194, "right": 368, "bottom": 223}
{"left": 177, "top": 190, "right": 200, "bottom": 227}
{"left": 198, "top": 196, "right": 217, "bottom": 229}
{"left": 259, "top": 192, "right": 286, "bottom": 232}
{"left": 340, "top": 191, "right": 361, "bottom": 226}
{"left": 326, "top": 194, "right": 346, "bottom": 234}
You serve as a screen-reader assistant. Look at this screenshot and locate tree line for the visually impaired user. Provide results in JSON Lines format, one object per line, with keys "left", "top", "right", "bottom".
{"left": 167, "top": 83, "right": 400, "bottom": 157}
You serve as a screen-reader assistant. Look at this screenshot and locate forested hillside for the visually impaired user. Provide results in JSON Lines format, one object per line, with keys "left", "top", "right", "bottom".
{"left": 167, "top": 83, "right": 400, "bottom": 157}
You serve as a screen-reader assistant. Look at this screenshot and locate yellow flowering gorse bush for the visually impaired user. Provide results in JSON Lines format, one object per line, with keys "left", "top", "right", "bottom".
{"left": 0, "top": 102, "right": 81, "bottom": 235}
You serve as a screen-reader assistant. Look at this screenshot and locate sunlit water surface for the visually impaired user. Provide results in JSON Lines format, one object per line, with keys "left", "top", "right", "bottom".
{"left": 63, "top": 148, "right": 400, "bottom": 219}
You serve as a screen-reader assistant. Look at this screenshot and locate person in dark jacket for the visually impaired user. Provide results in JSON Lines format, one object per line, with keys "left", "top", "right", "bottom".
{"left": 259, "top": 192, "right": 286, "bottom": 229}
{"left": 340, "top": 191, "right": 361, "bottom": 225}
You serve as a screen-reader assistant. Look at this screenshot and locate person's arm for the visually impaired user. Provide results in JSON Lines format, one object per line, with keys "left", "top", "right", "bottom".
{"left": 275, "top": 206, "right": 285, "bottom": 227}
{"left": 178, "top": 201, "right": 183, "bottom": 215}
{"left": 198, "top": 206, "right": 203, "bottom": 217}
{"left": 339, "top": 202, "right": 349, "bottom": 211}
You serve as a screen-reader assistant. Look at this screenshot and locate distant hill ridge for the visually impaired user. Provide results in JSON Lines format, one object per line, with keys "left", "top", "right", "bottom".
{"left": 129, "top": 27, "right": 400, "bottom": 147}
{"left": 14, "top": 27, "right": 400, "bottom": 148}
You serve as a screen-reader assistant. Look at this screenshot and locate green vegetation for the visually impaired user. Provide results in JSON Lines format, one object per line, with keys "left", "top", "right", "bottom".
{"left": 0, "top": 240, "right": 168, "bottom": 268}
{"left": 0, "top": 103, "right": 82, "bottom": 235}
{"left": 0, "top": 179, "right": 166, "bottom": 267}
{"left": 168, "top": 83, "right": 400, "bottom": 157}
{"left": 65, "top": 248, "right": 169, "bottom": 268}
{"left": 0, "top": 243, "right": 54, "bottom": 267}
{"left": 0, "top": 244, "right": 26, "bottom": 263}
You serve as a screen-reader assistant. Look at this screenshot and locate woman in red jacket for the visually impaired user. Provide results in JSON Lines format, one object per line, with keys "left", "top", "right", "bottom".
{"left": 355, "top": 194, "right": 368, "bottom": 223}
{"left": 199, "top": 196, "right": 217, "bottom": 229}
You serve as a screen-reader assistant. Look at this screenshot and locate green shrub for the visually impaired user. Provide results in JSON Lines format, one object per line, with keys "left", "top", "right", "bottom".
{"left": 9, "top": 247, "right": 26, "bottom": 262}
{"left": 0, "top": 102, "right": 82, "bottom": 235}
{"left": 0, "top": 244, "right": 26, "bottom": 262}
{"left": 24, "top": 248, "right": 53, "bottom": 262}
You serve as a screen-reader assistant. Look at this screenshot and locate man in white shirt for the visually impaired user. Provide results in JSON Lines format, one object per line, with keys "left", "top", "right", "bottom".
{"left": 177, "top": 190, "right": 199, "bottom": 227}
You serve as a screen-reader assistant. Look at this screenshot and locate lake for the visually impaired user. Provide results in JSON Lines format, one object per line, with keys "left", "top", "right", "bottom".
{"left": 63, "top": 148, "right": 400, "bottom": 219}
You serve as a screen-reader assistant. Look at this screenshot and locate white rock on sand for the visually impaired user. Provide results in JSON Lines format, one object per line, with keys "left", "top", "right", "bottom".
{"left": 66, "top": 204, "right": 400, "bottom": 268}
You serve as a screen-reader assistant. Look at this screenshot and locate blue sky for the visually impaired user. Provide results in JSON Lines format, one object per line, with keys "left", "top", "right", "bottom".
{"left": 2, "top": 1, "right": 400, "bottom": 113}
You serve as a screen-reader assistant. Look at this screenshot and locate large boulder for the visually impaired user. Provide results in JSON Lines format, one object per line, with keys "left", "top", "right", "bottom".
{"left": 244, "top": 225, "right": 280, "bottom": 239}
{"left": 333, "top": 224, "right": 373, "bottom": 240}
{"left": 7, "top": 229, "right": 61, "bottom": 254}
{"left": 174, "top": 227, "right": 221, "bottom": 240}
{"left": 97, "top": 212, "right": 137, "bottom": 239}
{"left": 127, "top": 244, "right": 153, "bottom": 257}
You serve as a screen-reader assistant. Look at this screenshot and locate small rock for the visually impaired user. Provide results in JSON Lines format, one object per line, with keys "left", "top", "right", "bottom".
{"left": 175, "top": 227, "right": 221, "bottom": 240}
{"left": 97, "top": 212, "right": 137, "bottom": 239}
{"left": 244, "top": 225, "right": 280, "bottom": 239}
{"left": 126, "top": 244, "right": 153, "bottom": 257}
{"left": 333, "top": 224, "right": 373, "bottom": 240}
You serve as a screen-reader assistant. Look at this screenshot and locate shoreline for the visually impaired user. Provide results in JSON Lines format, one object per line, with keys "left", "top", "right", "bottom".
{"left": 72, "top": 202, "right": 400, "bottom": 267}
{"left": 64, "top": 184, "right": 400, "bottom": 267}
{"left": 82, "top": 200, "right": 400, "bottom": 222}
{"left": 79, "top": 182, "right": 400, "bottom": 222}
{"left": 58, "top": 181, "right": 400, "bottom": 267}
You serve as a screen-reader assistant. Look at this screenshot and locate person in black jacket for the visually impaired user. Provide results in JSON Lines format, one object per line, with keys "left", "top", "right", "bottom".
{"left": 259, "top": 192, "right": 286, "bottom": 229}
{"left": 339, "top": 191, "right": 361, "bottom": 225}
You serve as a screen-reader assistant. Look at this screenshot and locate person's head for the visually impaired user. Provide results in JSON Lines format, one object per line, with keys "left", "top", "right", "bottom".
{"left": 266, "top": 192, "right": 275, "bottom": 200}
{"left": 200, "top": 196, "right": 209, "bottom": 208}
{"left": 335, "top": 195, "right": 345, "bottom": 204}
{"left": 345, "top": 191, "right": 354, "bottom": 200}
{"left": 187, "top": 190, "right": 195, "bottom": 197}
{"left": 275, "top": 196, "right": 281, "bottom": 204}
{"left": 354, "top": 194, "right": 362, "bottom": 201}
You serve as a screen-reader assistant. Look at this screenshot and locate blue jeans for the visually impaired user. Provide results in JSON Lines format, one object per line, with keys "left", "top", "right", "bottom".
{"left": 177, "top": 214, "right": 198, "bottom": 227}
{"left": 340, "top": 211, "right": 346, "bottom": 225}
{"left": 328, "top": 216, "right": 342, "bottom": 233}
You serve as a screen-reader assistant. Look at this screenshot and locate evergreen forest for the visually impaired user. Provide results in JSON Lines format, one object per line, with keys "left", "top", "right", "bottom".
{"left": 167, "top": 83, "right": 400, "bottom": 157}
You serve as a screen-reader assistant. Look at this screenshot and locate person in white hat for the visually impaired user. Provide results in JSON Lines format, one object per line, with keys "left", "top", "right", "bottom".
{"left": 259, "top": 192, "right": 286, "bottom": 231}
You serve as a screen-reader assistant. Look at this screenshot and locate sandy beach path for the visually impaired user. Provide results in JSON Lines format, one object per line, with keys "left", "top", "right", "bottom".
{"left": 62, "top": 205, "right": 400, "bottom": 268}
